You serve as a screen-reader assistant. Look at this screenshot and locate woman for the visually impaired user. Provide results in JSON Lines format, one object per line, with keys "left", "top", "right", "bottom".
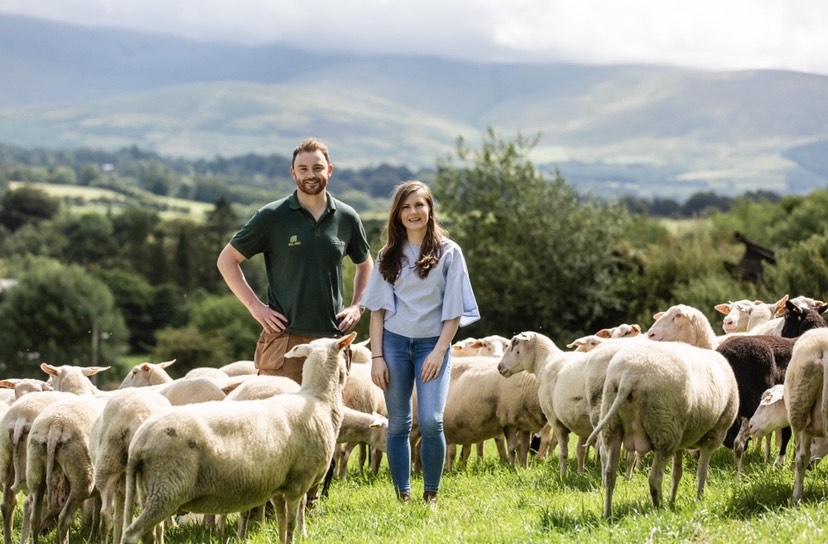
{"left": 361, "top": 180, "right": 480, "bottom": 505}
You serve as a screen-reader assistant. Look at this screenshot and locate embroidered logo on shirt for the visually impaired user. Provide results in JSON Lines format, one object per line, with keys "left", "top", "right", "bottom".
{"left": 288, "top": 235, "right": 301, "bottom": 247}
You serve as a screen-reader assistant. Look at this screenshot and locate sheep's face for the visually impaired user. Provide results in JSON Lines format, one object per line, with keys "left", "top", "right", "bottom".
{"left": 497, "top": 333, "right": 534, "bottom": 377}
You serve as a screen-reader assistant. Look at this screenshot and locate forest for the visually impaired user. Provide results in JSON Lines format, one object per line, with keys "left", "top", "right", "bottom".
{"left": 0, "top": 130, "right": 826, "bottom": 386}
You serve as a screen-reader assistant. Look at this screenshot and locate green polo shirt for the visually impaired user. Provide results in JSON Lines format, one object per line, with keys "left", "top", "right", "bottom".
{"left": 230, "top": 191, "right": 371, "bottom": 336}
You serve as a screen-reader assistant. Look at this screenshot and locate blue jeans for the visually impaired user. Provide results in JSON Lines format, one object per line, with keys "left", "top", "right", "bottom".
{"left": 382, "top": 329, "right": 452, "bottom": 494}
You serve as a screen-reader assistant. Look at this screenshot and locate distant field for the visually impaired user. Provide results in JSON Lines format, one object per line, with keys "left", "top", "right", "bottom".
{"left": 8, "top": 181, "right": 214, "bottom": 222}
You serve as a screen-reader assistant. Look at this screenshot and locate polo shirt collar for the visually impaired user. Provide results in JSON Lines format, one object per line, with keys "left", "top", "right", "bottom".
{"left": 288, "top": 190, "right": 336, "bottom": 212}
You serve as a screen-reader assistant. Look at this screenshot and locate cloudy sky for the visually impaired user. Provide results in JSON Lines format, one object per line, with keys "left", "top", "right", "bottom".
{"left": 2, "top": 0, "right": 827, "bottom": 76}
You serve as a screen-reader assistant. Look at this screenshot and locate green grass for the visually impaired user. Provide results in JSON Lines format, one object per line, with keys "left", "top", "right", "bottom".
{"left": 9, "top": 438, "right": 828, "bottom": 543}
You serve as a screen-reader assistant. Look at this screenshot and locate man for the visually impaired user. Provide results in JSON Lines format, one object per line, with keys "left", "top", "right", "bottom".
{"left": 217, "top": 137, "right": 373, "bottom": 384}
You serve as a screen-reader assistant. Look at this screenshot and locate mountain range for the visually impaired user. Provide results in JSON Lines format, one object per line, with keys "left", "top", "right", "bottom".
{"left": 1, "top": 13, "right": 827, "bottom": 202}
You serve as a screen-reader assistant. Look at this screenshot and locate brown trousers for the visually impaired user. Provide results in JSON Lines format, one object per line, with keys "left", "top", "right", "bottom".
{"left": 254, "top": 330, "right": 325, "bottom": 385}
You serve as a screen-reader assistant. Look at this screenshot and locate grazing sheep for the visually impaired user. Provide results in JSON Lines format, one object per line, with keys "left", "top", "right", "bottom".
{"left": 784, "top": 328, "right": 828, "bottom": 504}
{"left": 745, "top": 384, "right": 792, "bottom": 465}
{"left": 90, "top": 389, "right": 171, "bottom": 544}
{"left": 121, "top": 332, "right": 356, "bottom": 544}
{"left": 118, "top": 360, "right": 176, "bottom": 389}
{"left": 0, "top": 391, "right": 75, "bottom": 544}
{"left": 497, "top": 332, "right": 593, "bottom": 477}
{"left": 586, "top": 341, "right": 739, "bottom": 518}
{"left": 24, "top": 394, "right": 108, "bottom": 544}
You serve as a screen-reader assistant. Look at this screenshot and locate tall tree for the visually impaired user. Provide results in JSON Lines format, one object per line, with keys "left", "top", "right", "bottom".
{"left": 434, "top": 129, "right": 636, "bottom": 341}
{"left": 0, "top": 186, "right": 60, "bottom": 232}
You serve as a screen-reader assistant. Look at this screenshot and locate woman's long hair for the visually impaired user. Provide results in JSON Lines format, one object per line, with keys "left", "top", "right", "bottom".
{"left": 378, "top": 180, "right": 447, "bottom": 283}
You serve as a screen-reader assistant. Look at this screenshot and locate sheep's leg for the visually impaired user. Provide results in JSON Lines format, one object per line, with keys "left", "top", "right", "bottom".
{"left": 338, "top": 443, "right": 356, "bottom": 479}
{"left": 575, "top": 436, "right": 588, "bottom": 473}
{"left": 554, "top": 423, "right": 570, "bottom": 478}
{"left": 777, "top": 427, "right": 792, "bottom": 466}
{"left": 475, "top": 441, "right": 485, "bottom": 460}
{"left": 112, "top": 478, "right": 126, "bottom": 544}
{"left": 370, "top": 448, "right": 383, "bottom": 475}
{"left": 87, "top": 496, "right": 102, "bottom": 544}
{"left": 502, "top": 427, "right": 518, "bottom": 469}
{"left": 515, "top": 430, "right": 531, "bottom": 467}
{"left": 58, "top": 489, "right": 88, "bottom": 544}
{"left": 493, "top": 435, "right": 508, "bottom": 463}
{"left": 733, "top": 416, "right": 750, "bottom": 475}
{"left": 535, "top": 424, "right": 553, "bottom": 461}
{"left": 694, "top": 447, "right": 714, "bottom": 501}
{"left": 27, "top": 480, "right": 46, "bottom": 544}
{"left": 648, "top": 451, "right": 670, "bottom": 509}
{"left": 357, "top": 443, "right": 368, "bottom": 473}
{"left": 792, "top": 430, "right": 812, "bottom": 505}
{"left": 763, "top": 433, "right": 772, "bottom": 463}
{"left": 1, "top": 478, "right": 16, "bottom": 544}
{"left": 601, "top": 434, "right": 622, "bottom": 519}
{"left": 669, "top": 451, "right": 683, "bottom": 505}
{"left": 272, "top": 495, "right": 288, "bottom": 544}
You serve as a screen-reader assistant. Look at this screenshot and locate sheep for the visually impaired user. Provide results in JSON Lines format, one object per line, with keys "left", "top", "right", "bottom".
{"left": 90, "top": 389, "right": 171, "bottom": 544}
{"left": 566, "top": 335, "right": 605, "bottom": 352}
{"left": 183, "top": 366, "right": 229, "bottom": 381}
{"left": 745, "top": 384, "right": 794, "bottom": 466}
{"left": 567, "top": 324, "right": 641, "bottom": 353}
{"left": 715, "top": 298, "right": 757, "bottom": 333}
{"left": 780, "top": 299, "right": 828, "bottom": 338}
{"left": 784, "top": 327, "right": 828, "bottom": 504}
{"left": 0, "top": 379, "right": 53, "bottom": 403}
{"left": 497, "top": 332, "right": 594, "bottom": 478}
{"left": 646, "top": 304, "right": 719, "bottom": 349}
{"left": 585, "top": 340, "right": 739, "bottom": 518}
{"left": 218, "top": 360, "right": 257, "bottom": 376}
{"left": 39, "top": 363, "right": 110, "bottom": 395}
{"left": 413, "top": 357, "right": 545, "bottom": 472}
{"left": 118, "top": 360, "right": 175, "bottom": 388}
{"left": 750, "top": 295, "right": 824, "bottom": 336}
{"left": 121, "top": 332, "right": 356, "bottom": 544}
{"left": 450, "top": 335, "right": 509, "bottom": 358}
{"left": 0, "top": 391, "right": 76, "bottom": 544}
{"left": 157, "top": 376, "right": 228, "bottom": 405}
{"left": 340, "top": 362, "right": 387, "bottom": 476}
{"left": 336, "top": 408, "right": 388, "bottom": 477}
{"left": 23, "top": 394, "right": 108, "bottom": 544}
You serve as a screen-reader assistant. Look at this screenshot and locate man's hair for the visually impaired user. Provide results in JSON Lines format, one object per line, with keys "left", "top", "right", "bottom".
{"left": 292, "top": 138, "right": 331, "bottom": 165}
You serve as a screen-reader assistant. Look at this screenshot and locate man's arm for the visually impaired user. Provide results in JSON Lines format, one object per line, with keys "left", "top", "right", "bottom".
{"left": 337, "top": 255, "right": 374, "bottom": 333}
{"left": 217, "top": 243, "right": 286, "bottom": 333}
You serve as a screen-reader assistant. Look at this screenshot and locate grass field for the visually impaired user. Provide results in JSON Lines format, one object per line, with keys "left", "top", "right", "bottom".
{"left": 14, "top": 436, "right": 827, "bottom": 544}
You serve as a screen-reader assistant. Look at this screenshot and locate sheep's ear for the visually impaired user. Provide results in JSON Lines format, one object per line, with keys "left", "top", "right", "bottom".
{"left": 338, "top": 331, "right": 357, "bottom": 349}
{"left": 83, "top": 366, "right": 110, "bottom": 376}
{"left": 630, "top": 324, "right": 642, "bottom": 334}
{"left": 158, "top": 359, "right": 176, "bottom": 368}
{"left": 565, "top": 340, "right": 580, "bottom": 349}
{"left": 714, "top": 303, "right": 731, "bottom": 315}
{"left": 0, "top": 380, "right": 16, "bottom": 389}
{"left": 652, "top": 311, "right": 665, "bottom": 321}
{"left": 285, "top": 344, "right": 312, "bottom": 359}
{"left": 595, "top": 329, "right": 612, "bottom": 338}
{"left": 40, "top": 363, "right": 58, "bottom": 377}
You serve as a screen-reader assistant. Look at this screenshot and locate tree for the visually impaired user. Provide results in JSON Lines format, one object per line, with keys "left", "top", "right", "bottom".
{"left": 0, "top": 186, "right": 61, "bottom": 232}
{"left": 434, "top": 129, "right": 637, "bottom": 342}
{"left": 0, "top": 258, "right": 128, "bottom": 376}
{"left": 58, "top": 213, "right": 118, "bottom": 268}
{"left": 187, "top": 294, "right": 261, "bottom": 361}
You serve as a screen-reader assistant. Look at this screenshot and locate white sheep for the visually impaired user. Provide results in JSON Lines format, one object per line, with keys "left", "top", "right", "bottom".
{"left": 157, "top": 376, "right": 227, "bottom": 405}
{"left": 121, "top": 332, "right": 356, "bottom": 544}
{"left": 39, "top": 363, "right": 110, "bottom": 395}
{"left": 23, "top": 394, "right": 108, "bottom": 544}
{"left": 218, "top": 360, "right": 257, "bottom": 376}
{"left": 0, "top": 379, "right": 53, "bottom": 404}
{"left": 0, "top": 391, "right": 75, "bottom": 544}
{"left": 748, "top": 295, "right": 823, "bottom": 336}
{"left": 783, "top": 327, "right": 828, "bottom": 504}
{"left": 745, "top": 384, "right": 789, "bottom": 465}
{"left": 118, "top": 359, "right": 176, "bottom": 388}
{"left": 497, "top": 332, "right": 593, "bottom": 477}
{"left": 567, "top": 323, "right": 642, "bottom": 352}
{"left": 424, "top": 356, "right": 546, "bottom": 471}
{"left": 646, "top": 304, "right": 719, "bottom": 349}
{"left": 715, "top": 298, "right": 761, "bottom": 333}
{"left": 90, "top": 388, "right": 171, "bottom": 544}
{"left": 586, "top": 341, "right": 739, "bottom": 518}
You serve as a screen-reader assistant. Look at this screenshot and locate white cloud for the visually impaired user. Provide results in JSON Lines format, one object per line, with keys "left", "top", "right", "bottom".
{"left": 2, "top": 0, "right": 827, "bottom": 74}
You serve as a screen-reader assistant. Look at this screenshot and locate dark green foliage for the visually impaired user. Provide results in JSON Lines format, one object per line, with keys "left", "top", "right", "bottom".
{"left": 151, "top": 327, "right": 231, "bottom": 377}
{"left": 0, "top": 185, "right": 60, "bottom": 231}
{"left": 0, "top": 258, "right": 128, "bottom": 375}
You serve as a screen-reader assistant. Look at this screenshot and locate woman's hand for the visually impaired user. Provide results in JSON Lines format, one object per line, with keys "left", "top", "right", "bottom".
{"left": 371, "top": 357, "right": 389, "bottom": 390}
{"left": 421, "top": 348, "right": 446, "bottom": 383}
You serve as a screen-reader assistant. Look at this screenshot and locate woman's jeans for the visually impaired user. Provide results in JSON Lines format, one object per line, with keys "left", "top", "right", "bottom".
{"left": 382, "top": 329, "right": 452, "bottom": 494}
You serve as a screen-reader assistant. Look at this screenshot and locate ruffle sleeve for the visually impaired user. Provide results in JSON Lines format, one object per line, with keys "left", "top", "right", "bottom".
{"left": 360, "top": 260, "right": 396, "bottom": 314}
{"left": 441, "top": 243, "right": 480, "bottom": 328}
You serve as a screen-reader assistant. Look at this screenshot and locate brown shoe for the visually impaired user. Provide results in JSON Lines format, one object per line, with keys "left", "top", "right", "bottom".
{"left": 397, "top": 491, "right": 411, "bottom": 502}
{"left": 423, "top": 490, "right": 438, "bottom": 505}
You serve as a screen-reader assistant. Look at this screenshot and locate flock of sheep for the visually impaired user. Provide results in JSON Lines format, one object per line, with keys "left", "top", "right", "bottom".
{"left": 2, "top": 293, "right": 828, "bottom": 542}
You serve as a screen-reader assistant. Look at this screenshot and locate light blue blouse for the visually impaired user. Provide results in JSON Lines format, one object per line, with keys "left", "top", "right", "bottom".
{"left": 361, "top": 239, "right": 480, "bottom": 338}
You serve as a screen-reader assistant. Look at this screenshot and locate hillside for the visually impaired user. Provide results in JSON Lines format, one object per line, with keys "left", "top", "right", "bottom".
{"left": 1, "top": 13, "right": 827, "bottom": 201}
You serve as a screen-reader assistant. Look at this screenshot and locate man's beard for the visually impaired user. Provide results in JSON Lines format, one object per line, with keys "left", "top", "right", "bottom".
{"left": 298, "top": 177, "right": 327, "bottom": 195}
